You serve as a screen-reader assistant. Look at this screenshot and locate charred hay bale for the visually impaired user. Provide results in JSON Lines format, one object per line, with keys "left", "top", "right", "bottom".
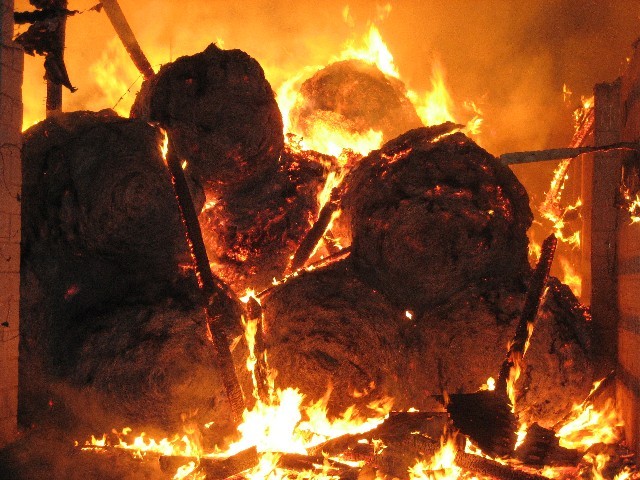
{"left": 290, "top": 59, "right": 423, "bottom": 144}
{"left": 19, "top": 110, "right": 203, "bottom": 427}
{"left": 262, "top": 258, "right": 407, "bottom": 414}
{"left": 70, "top": 303, "right": 247, "bottom": 435}
{"left": 21, "top": 110, "right": 193, "bottom": 298}
{"left": 131, "top": 43, "right": 284, "bottom": 194}
{"left": 341, "top": 128, "right": 533, "bottom": 310}
{"left": 262, "top": 259, "right": 594, "bottom": 425}
{"left": 200, "top": 145, "right": 329, "bottom": 291}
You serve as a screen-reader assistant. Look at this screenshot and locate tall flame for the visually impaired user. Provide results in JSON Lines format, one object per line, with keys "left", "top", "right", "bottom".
{"left": 337, "top": 24, "right": 400, "bottom": 79}
{"left": 409, "top": 432, "right": 461, "bottom": 480}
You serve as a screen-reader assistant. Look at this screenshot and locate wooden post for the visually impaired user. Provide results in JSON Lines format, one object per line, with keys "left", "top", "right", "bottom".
{"left": 45, "top": 0, "right": 67, "bottom": 116}
{"left": 616, "top": 40, "right": 640, "bottom": 462}
{"left": 100, "top": 0, "right": 154, "bottom": 79}
{"left": 582, "top": 81, "right": 623, "bottom": 375}
{"left": 0, "top": 0, "right": 23, "bottom": 446}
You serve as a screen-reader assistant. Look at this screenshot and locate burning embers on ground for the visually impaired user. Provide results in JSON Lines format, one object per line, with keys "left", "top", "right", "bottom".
{"left": 5, "top": 19, "right": 640, "bottom": 480}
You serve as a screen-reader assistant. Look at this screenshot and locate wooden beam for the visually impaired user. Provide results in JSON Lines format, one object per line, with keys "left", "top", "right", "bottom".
{"left": 588, "top": 80, "right": 623, "bottom": 375}
{"left": 100, "top": 0, "right": 155, "bottom": 79}
{"left": 45, "top": 0, "right": 67, "bottom": 116}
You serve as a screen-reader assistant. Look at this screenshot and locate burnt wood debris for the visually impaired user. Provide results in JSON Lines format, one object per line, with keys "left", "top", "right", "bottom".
{"left": 2, "top": 8, "right": 625, "bottom": 475}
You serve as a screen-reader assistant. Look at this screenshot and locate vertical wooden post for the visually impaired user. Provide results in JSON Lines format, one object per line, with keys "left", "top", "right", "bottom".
{"left": 45, "top": 0, "right": 67, "bottom": 116}
{"left": 616, "top": 41, "right": 640, "bottom": 462}
{"left": 586, "top": 81, "right": 623, "bottom": 375}
{"left": 0, "top": 0, "right": 23, "bottom": 446}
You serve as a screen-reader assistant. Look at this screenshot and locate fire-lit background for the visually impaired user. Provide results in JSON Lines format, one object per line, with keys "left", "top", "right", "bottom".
{"left": 16, "top": 1, "right": 640, "bottom": 152}
{"left": 14, "top": 0, "right": 640, "bottom": 295}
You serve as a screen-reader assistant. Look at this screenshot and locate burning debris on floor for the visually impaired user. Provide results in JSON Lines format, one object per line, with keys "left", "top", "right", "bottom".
{"left": 4, "top": 35, "right": 639, "bottom": 480}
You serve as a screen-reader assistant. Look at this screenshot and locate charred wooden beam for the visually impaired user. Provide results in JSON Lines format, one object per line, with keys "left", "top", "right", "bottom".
{"left": 455, "top": 450, "right": 552, "bottom": 480}
{"left": 159, "top": 447, "right": 259, "bottom": 479}
{"left": 352, "top": 433, "right": 550, "bottom": 480}
{"left": 500, "top": 142, "right": 639, "bottom": 165}
{"left": 288, "top": 189, "right": 341, "bottom": 273}
{"left": 166, "top": 145, "right": 246, "bottom": 423}
{"left": 308, "top": 411, "right": 449, "bottom": 457}
{"left": 514, "top": 423, "right": 581, "bottom": 467}
{"left": 496, "top": 233, "right": 558, "bottom": 393}
{"left": 100, "top": 0, "right": 155, "bottom": 79}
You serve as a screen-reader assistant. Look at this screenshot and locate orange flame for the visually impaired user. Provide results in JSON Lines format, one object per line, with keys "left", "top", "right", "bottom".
{"left": 556, "top": 397, "right": 623, "bottom": 450}
{"left": 337, "top": 24, "right": 400, "bottom": 79}
{"left": 409, "top": 432, "right": 461, "bottom": 480}
{"left": 559, "top": 256, "right": 582, "bottom": 298}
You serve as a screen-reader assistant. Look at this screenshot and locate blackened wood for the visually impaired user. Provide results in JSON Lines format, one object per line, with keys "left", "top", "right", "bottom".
{"left": 308, "top": 433, "right": 361, "bottom": 457}
{"left": 309, "top": 411, "right": 449, "bottom": 457}
{"left": 365, "top": 412, "right": 448, "bottom": 444}
{"left": 160, "top": 447, "right": 259, "bottom": 479}
{"left": 455, "top": 451, "right": 551, "bottom": 480}
{"left": 100, "top": 0, "right": 154, "bottom": 79}
{"left": 371, "top": 433, "right": 548, "bottom": 480}
{"left": 278, "top": 453, "right": 357, "bottom": 475}
{"left": 499, "top": 142, "right": 638, "bottom": 165}
{"left": 288, "top": 189, "right": 341, "bottom": 273}
{"left": 444, "top": 390, "right": 517, "bottom": 458}
{"left": 496, "top": 234, "right": 558, "bottom": 394}
{"left": 373, "top": 434, "right": 440, "bottom": 477}
{"left": 166, "top": 145, "right": 246, "bottom": 423}
{"left": 45, "top": 0, "right": 66, "bottom": 115}
{"left": 514, "top": 423, "right": 581, "bottom": 467}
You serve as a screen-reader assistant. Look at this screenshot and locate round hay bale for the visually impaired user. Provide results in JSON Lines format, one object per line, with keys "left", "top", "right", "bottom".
{"left": 341, "top": 127, "right": 533, "bottom": 310}
{"left": 131, "top": 43, "right": 284, "bottom": 194}
{"left": 290, "top": 59, "right": 423, "bottom": 144}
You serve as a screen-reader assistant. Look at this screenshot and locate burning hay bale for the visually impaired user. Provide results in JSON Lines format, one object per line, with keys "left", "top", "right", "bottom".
{"left": 262, "top": 258, "right": 408, "bottom": 415}
{"left": 341, "top": 127, "right": 533, "bottom": 310}
{"left": 289, "top": 59, "right": 424, "bottom": 144}
{"left": 262, "top": 129, "right": 593, "bottom": 425}
{"left": 19, "top": 110, "right": 246, "bottom": 433}
{"left": 132, "top": 44, "right": 328, "bottom": 290}
{"left": 70, "top": 303, "right": 243, "bottom": 434}
{"left": 263, "top": 256, "right": 593, "bottom": 426}
{"left": 131, "top": 43, "right": 284, "bottom": 194}
{"left": 198, "top": 145, "right": 330, "bottom": 290}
